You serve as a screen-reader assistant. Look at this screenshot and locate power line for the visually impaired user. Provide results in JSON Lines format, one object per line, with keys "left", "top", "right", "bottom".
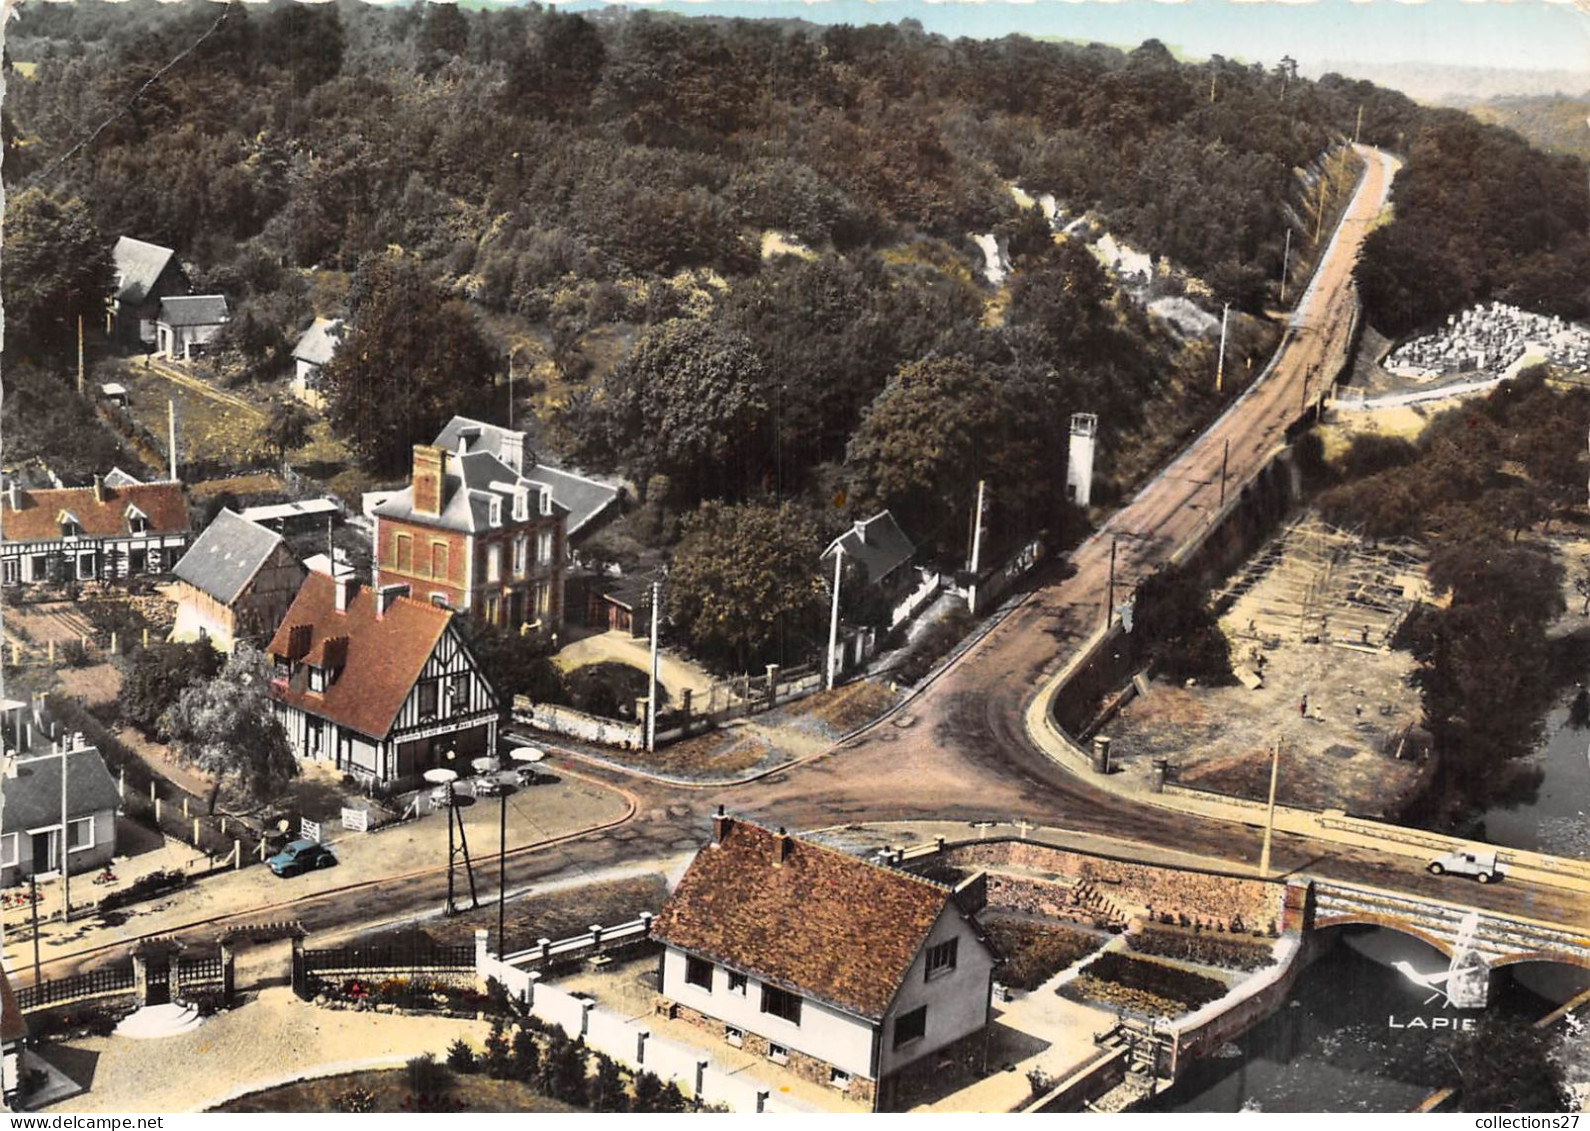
{"left": 25, "top": 5, "right": 232, "bottom": 191}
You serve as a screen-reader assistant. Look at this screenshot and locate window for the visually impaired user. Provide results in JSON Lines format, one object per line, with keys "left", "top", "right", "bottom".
{"left": 67, "top": 817, "right": 94, "bottom": 852}
{"left": 512, "top": 490, "right": 528, "bottom": 523}
{"left": 685, "top": 955, "right": 714, "bottom": 990}
{"left": 761, "top": 985, "right": 802, "bottom": 1025}
{"left": 893, "top": 1006, "right": 927, "bottom": 1049}
{"left": 29, "top": 554, "right": 47, "bottom": 582}
{"left": 925, "top": 939, "right": 959, "bottom": 980}
{"left": 60, "top": 519, "right": 80, "bottom": 539}
{"left": 308, "top": 666, "right": 328, "bottom": 693}
{"left": 488, "top": 496, "right": 503, "bottom": 527}
{"left": 727, "top": 971, "right": 748, "bottom": 996}
{"left": 767, "top": 1043, "right": 789, "bottom": 1065}
{"left": 0, "top": 833, "right": 16, "bottom": 868}
{"left": 540, "top": 488, "right": 553, "bottom": 516}
{"left": 1, "top": 559, "right": 16, "bottom": 585}
{"left": 725, "top": 1025, "right": 744, "bottom": 1048}
{"left": 128, "top": 514, "right": 147, "bottom": 535}
{"left": 396, "top": 533, "right": 413, "bottom": 572}
{"left": 77, "top": 551, "right": 97, "bottom": 580}
{"left": 829, "top": 1068, "right": 851, "bottom": 1089}
{"left": 486, "top": 545, "right": 501, "bottom": 583}
{"left": 536, "top": 529, "right": 554, "bottom": 567}
{"left": 418, "top": 681, "right": 439, "bottom": 718}
{"left": 146, "top": 549, "right": 163, "bottom": 573}
{"left": 449, "top": 672, "right": 469, "bottom": 706}
{"left": 513, "top": 536, "right": 527, "bottom": 577}
{"left": 430, "top": 593, "right": 450, "bottom": 608}
{"left": 431, "top": 543, "right": 449, "bottom": 580}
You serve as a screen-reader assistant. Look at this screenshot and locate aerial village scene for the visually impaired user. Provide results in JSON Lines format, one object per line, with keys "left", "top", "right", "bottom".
{"left": 1, "top": 0, "right": 1589, "bottom": 1116}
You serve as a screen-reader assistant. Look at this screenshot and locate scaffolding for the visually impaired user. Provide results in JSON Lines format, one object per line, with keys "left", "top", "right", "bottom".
{"left": 1215, "top": 514, "right": 1430, "bottom": 652}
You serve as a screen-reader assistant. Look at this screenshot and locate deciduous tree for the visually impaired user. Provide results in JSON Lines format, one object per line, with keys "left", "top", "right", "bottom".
{"left": 160, "top": 643, "right": 298, "bottom": 809}
{"left": 2, "top": 189, "right": 115, "bottom": 365}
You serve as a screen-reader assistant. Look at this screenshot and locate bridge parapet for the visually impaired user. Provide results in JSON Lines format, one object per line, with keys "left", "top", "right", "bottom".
{"left": 1312, "top": 880, "right": 1590, "bottom": 968}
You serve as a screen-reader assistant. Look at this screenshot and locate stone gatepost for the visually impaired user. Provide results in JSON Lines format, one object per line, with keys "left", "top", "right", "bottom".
{"left": 1091, "top": 735, "right": 1112, "bottom": 774}
{"left": 1150, "top": 758, "right": 1169, "bottom": 793}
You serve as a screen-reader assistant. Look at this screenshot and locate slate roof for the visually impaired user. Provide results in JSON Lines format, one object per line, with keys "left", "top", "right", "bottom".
{"left": 821, "top": 511, "right": 915, "bottom": 586}
{"left": 112, "top": 237, "right": 177, "bottom": 305}
{"left": 102, "top": 467, "right": 143, "bottom": 488}
{"left": 171, "top": 509, "right": 285, "bottom": 606}
{"left": 650, "top": 818, "right": 954, "bottom": 1021}
{"left": 1, "top": 482, "right": 188, "bottom": 544}
{"left": 266, "top": 572, "right": 461, "bottom": 741}
{"left": 373, "top": 450, "right": 572, "bottom": 536}
{"left": 157, "top": 295, "right": 229, "bottom": 328}
{"left": 1, "top": 747, "right": 121, "bottom": 832}
{"left": 292, "top": 317, "right": 345, "bottom": 366}
{"left": 433, "top": 416, "right": 619, "bottom": 535}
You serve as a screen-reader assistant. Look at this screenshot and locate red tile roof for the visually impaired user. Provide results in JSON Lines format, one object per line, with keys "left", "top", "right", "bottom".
{"left": 3, "top": 481, "right": 188, "bottom": 544}
{"left": 266, "top": 572, "right": 454, "bottom": 740}
{"left": 650, "top": 819, "right": 954, "bottom": 1020}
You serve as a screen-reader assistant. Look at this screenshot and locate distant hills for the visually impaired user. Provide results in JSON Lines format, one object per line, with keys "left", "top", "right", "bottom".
{"left": 1465, "top": 95, "right": 1590, "bottom": 162}
{"left": 1302, "top": 61, "right": 1588, "bottom": 107}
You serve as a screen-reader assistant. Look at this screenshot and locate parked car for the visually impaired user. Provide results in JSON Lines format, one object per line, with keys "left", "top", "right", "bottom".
{"left": 268, "top": 839, "right": 337, "bottom": 877}
{"left": 1427, "top": 849, "right": 1502, "bottom": 883}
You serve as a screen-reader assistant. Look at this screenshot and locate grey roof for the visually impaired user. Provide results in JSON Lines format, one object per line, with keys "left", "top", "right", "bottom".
{"left": 172, "top": 509, "right": 285, "bottom": 605}
{"left": 102, "top": 467, "right": 143, "bottom": 488}
{"left": 432, "top": 416, "right": 619, "bottom": 535}
{"left": 2, "top": 748, "right": 121, "bottom": 832}
{"left": 375, "top": 448, "right": 572, "bottom": 535}
{"left": 292, "top": 317, "right": 345, "bottom": 366}
{"left": 822, "top": 511, "right": 915, "bottom": 586}
{"left": 113, "top": 237, "right": 177, "bottom": 305}
{"left": 158, "top": 294, "right": 229, "bottom": 328}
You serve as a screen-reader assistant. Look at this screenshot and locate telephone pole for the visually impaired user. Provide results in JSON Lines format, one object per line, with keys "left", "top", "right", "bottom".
{"left": 825, "top": 547, "right": 843, "bottom": 691}
{"left": 967, "top": 479, "right": 987, "bottom": 615}
{"left": 646, "top": 581, "right": 661, "bottom": 752}
{"left": 1280, "top": 228, "right": 1292, "bottom": 305}
{"left": 1215, "top": 304, "right": 1230, "bottom": 394}
{"left": 1259, "top": 738, "right": 1282, "bottom": 877}
{"left": 1105, "top": 537, "right": 1118, "bottom": 630}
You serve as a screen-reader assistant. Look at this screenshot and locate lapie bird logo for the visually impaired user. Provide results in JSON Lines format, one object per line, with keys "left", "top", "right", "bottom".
{"left": 1387, "top": 962, "right": 1478, "bottom": 1030}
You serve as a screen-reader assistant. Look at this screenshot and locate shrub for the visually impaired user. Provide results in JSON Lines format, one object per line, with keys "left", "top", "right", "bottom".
{"left": 406, "top": 1053, "right": 452, "bottom": 1096}
{"left": 335, "top": 1086, "right": 376, "bottom": 1113}
{"left": 445, "top": 1039, "right": 477, "bottom": 1075}
{"left": 511, "top": 1027, "right": 541, "bottom": 1084}
{"left": 982, "top": 918, "right": 1102, "bottom": 991}
{"left": 1126, "top": 926, "right": 1273, "bottom": 971}
{"left": 483, "top": 1019, "right": 513, "bottom": 1080}
{"left": 1064, "top": 952, "right": 1228, "bottom": 1016}
{"left": 586, "top": 1051, "right": 627, "bottom": 1113}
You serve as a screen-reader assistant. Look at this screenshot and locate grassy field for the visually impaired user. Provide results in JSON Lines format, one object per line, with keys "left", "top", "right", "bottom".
{"left": 214, "top": 1068, "right": 581, "bottom": 1113}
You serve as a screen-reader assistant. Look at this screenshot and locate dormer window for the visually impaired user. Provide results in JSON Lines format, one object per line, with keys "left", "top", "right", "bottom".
{"left": 488, "top": 496, "right": 502, "bottom": 527}
{"left": 540, "top": 488, "right": 552, "bottom": 517}
{"left": 512, "top": 488, "right": 528, "bottom": 523}
{"left": 126, "top": 504, "right": 148, "bottom": 535}
{"left": 58, "top": 511, "right": 81, "bottom": 539}
{"left": 308, "top": 665, "right": 328, "bottom": 693}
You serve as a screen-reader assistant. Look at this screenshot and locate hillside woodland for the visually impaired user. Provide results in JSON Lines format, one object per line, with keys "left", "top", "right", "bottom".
{"left": 6, "top": 0, "right": 1589, "bottom": 671}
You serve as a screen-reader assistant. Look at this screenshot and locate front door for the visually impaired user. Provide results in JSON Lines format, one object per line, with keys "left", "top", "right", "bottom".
{"left": 31, "top": 829, "right": 60, "bottom": 875}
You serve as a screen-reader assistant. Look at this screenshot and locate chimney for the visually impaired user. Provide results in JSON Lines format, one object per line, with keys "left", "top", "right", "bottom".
{"left": 711, "top": 804, "right": 731, "bottom": 845}
{"left": 376, "top": 582, "right": 411, "bottom": 618}
{"left": 92, "top": 475, "right": 105, "bottom": 503}
{"left": 499, "top": 429, "right": 533, "bottom": 475}
{"left": 286, "top": 623, "right": 312, "bottom": 662}
{"left": 854, "top": 520, "right": 868, "bottom": 545}
{"left": 334, "top": 572, "right": 354, "bottom": 613}
{"left": 773, "top": 826, "right": 792, "bottom": 866}
{"left": 412, "top": 445, "right": 445, "bottom": 517}
{"left": 5, "top": 480, "right": 17, "bottom": 511}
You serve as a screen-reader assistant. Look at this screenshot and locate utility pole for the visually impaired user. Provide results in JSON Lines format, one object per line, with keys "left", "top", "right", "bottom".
{"left": 1280, "top": 228, "right": 1292, "bottom": 305}
{"left": 1219, "top": 439, "right": 1230, "bottom": 508}
{"left": 506, "top": 350, "right": 515, "bottom": 431}
{"left": 967, "top": 479, "right": 987, "bottom": 615}
{"left": 1259, "top": 738, "right": 1282, "bottom": 877}
{"left": 646, "top": 581, "right": 661, "bottom": 752}
{"left": 1354, "top": 103, "right": 1364, "bottom": 145}
{"left": 1105, "top": 537, "right": 1118, "bottom": 630}
{"left": 30, "top": 874, "right": 42, "bottom": 985}
{"left": 168, "top": 399, "right": 179, "bottom": 482}
{"left": 1208, "top": 72, "right": 1217, "bottom": 103}
{"left": 1215, "top": 304, "right": 1230, "bottom": 394}
{"left": 60, "top": 736, "right": 70, "bottom": 924}
{"left": 825, "top": 547, "right": 843, "bottom": 691}
{"left": 77, "top": 314, "right": 85, "bottom": 395}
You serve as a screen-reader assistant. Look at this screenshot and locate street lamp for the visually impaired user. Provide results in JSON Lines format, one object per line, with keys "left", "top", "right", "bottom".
{"left": 423, "top": 763, "right": 460, "bottom": 915}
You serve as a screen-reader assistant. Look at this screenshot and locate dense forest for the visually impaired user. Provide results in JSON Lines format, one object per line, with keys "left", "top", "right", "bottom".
{"left": 5, "top": 0, "right": 1589, "bottom": 669}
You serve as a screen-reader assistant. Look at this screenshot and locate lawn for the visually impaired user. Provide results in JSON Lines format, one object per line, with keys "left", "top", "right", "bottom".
{"left": 213, "top": 1068, "right": 581, "bottom": 1113}
{"left": 981, "top": 916, "right": 1106, "bottom": 991}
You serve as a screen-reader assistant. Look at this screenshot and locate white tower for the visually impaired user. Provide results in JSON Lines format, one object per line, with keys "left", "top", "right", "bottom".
{"left": 1066, "top": 413, "right": 1099, "bottom": 507}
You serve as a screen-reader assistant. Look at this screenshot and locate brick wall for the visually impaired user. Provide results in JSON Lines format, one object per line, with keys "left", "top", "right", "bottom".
{"left": 942, "top": 841, "right": 1284, "bottom": 933}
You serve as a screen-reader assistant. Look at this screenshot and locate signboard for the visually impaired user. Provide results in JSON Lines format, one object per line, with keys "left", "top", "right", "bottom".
{"left": 341, "top": 807, "right": 369, "bottom": 833}
{"left": 300, "top": 817, "right": 321, "bottom": 843}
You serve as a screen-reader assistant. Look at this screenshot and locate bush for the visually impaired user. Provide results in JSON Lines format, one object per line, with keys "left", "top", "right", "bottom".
{"left": 98, "top": 868, "right": 189, "bottom": 914}
{"left": 982, "top": 918, "right": 1103, "bottom": 991}
{"left": 406, "top": 1053, "right": 452, "bottom": 1097}
{"left": 1064, "top": 951, "right": 1229, "bottom": 1016}
{"left": 893, "top": 608, "right": 975, "bottom": 687}
{"left": 511, "top": 1027, "right": 541, "bottom": 1084}
{"left": 445, "top": 1038, "right": 477, "bottom": 1075}
{"left": 483, "top": 1019, "right": 513, "bottom": 1080}
{"left": 1126, "top": 926, "right": 1273, "bottom": 971}
{"left": 335, "top": 1086, "right": 376, "bottom": 1113}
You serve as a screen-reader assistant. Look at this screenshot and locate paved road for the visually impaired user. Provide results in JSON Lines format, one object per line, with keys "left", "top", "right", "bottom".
{"left": 21, "top": 146, "right": 1587, "bottom": 984}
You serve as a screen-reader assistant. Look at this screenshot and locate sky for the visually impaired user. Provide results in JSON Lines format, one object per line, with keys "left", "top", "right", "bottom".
{"left": 561, "top": 0, "right": 1590, "bottom": 78}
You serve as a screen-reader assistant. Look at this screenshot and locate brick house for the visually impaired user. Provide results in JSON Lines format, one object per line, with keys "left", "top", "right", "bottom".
{"left": 373, "top": 416, "right": 617, "bottom": 635}
{"left": 651, "top": 813, "right": 998, "bottom": 1111}
{"left": 110, "top": 236, "right": 187, "bottom": 347}
{"left": 155, "top": 295, "right": 229, "bottom": 359}
{"left": 0, "top": 476, "right": 189, "bottom": 587}
{"left": 169, "top": 509, "right": 305, "bottom": 652}
{"left": 0, "top": 744, "right": 120, "bottom": 888}
{"left": 266, "top": 571, "right": 500, "bottom": 786}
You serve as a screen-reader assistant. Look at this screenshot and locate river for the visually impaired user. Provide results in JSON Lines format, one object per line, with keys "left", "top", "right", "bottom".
{"left": 1478, "top": 686, "right": 1590, "bottom": 859}
{"left": 1143, "top": 928, "right": 1584, "bottom": 1113}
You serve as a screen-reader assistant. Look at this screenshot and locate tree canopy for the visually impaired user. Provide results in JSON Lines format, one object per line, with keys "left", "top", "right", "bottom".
{"left": 161, "top": 643, "right": 298, "bottom": 808}
{"left": 2, "top": 189, "right": 114, "bottom": 365}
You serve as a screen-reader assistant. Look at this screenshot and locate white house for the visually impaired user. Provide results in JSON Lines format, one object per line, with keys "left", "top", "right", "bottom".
{"left": 155, "top": 295, "right": 229, "bottom": 359}
{"left": 289, "top": 317, "right": 345, "bottom": 409}
{"left": 650, "top": 812, "right": 998, "bottom": 1111}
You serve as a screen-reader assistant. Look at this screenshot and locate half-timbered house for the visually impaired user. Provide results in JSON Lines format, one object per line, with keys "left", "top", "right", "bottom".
{"left": 0, "top": 476, "right": 189, "bottom": 587}
{"left": 266, "top": 570, "right": 500, "bottom": 786}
